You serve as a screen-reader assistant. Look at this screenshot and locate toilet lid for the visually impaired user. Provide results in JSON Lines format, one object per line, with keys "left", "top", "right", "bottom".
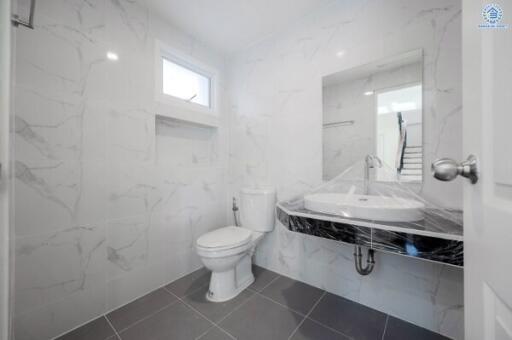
{"left": 197, "top": 226, "right": 252, "bottom": 249}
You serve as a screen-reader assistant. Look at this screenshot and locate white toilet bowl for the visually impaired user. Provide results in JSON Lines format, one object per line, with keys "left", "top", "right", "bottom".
{"left": 195, "top": 187, "right": 275, "bottom": 302}
{"left": 196, "top": 226, "right": 264, "bottom": 302}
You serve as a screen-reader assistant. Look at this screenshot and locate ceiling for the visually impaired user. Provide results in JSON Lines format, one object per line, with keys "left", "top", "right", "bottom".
{"left": 147, "top": 0, "right": 332, "bottom": 55}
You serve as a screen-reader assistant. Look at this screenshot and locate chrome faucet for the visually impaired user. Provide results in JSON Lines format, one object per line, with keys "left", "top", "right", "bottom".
{"left": 364, "top": 155, "right": 382, "bottom": 194}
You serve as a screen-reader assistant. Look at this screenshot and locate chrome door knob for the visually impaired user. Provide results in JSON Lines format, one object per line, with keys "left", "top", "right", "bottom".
{"left": 431, "top": 155, "right": 478, "bottom": 184}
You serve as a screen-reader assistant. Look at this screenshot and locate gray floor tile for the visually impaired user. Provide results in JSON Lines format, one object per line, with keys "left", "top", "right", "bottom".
{"left": 290, "top": 319, "right": 350, "bottom": 340}
{"left": 183, "top": 284, "right": 255, "bottom": 322}
{"left": 309, "top": 293, "right": 387, "bottom": 340}
{"left": 106, "top": 288, "right": 177, "bottom": 332}
{"left": 119, "top": 301, "right": 212, "bottom": 340}
{"left": 384, "top": 316, "right": 450, "bottom": 340}
{"left": 197, "top": 326, "right": 235, "bottom": 340}
{"left": 56, "top": 268, "right": 449, "bottom": 340}
{"left": 249, "top": 265, "right": 280, "bottom": 292}
{"left": 261, "top": 276, "right": 324, "bottom": 315}
{"left": 219, "top": 294, "right": 304, "bottom": 340}
{"left": 56, "top": 316, "right": 115, "bottom": 340}
{"left": 165, "top": 267, "right": 211, "bottom": 297}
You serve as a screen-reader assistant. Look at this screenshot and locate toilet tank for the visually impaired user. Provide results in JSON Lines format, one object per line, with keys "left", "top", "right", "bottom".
{"left": 240, "top": 187, "right": 276, "bottom": 232}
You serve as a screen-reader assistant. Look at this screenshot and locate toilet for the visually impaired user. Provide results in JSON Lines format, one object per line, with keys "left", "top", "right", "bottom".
{"left": 195, "top": 187, "right": 276, "bottom": 302}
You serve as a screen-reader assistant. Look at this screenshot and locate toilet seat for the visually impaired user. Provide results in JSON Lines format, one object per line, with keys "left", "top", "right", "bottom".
{"left": 196, "top": 226, "right": 252, "bottom": 251}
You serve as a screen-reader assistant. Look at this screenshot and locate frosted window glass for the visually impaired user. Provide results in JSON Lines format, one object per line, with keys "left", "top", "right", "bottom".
{"left": 162, "top": 58, "right": 211, "bottom": 108}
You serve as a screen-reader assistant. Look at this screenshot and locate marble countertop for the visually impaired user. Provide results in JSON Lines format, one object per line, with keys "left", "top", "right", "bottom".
{"left": 277, "top": 201, "right": 463, "bottom": 241}
{"left": 277, "top": 201, "right": 463, "bottom": 266}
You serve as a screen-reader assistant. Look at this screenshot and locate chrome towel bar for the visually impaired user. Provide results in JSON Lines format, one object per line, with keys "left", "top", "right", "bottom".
{"left": 322, "top": 120, "right": 355, "bottom": 128}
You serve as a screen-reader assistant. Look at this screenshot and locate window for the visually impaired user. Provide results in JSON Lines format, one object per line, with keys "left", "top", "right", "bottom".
{"left": 155, "top": 41, "right": 218, "bottom": 127}
{"left": 162, "top": 58, "right": 211, "bottom": 108}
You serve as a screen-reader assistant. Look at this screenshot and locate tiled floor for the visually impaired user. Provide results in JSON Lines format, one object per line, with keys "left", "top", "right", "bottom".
{"left": 57, "top": 266, "right": 451, "bottom": 340}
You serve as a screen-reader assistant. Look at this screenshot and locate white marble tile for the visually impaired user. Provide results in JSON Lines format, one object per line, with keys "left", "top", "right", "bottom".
{"left": 299, "top": 236, "right": 364, "bottom": 301}
{"left": 157, "top": 165, "right": 226, "bottom": 214}
{"left": 106, "top": 162, "right": 161, "bottom": 219}
{"left": 18, "top": 0, "right": 106, "bottom": 39}
{"left": 106, "top": 215, "right": 151, "bottom": 278}
{"left": 14, "top": 160, "right": 107, "bottom": 236}
{"left": 14, "top": 225, "right": 106, "bottom": 316}
{"left": 14, "top": 9, "right": 110, "bottom": 162}
{"left": 14, "top": 0, "right": 228, "bottom": 338}
{"left": 105, "top": 250, "right": 200, "bottom": 311}
{"left": 106, "top": 108, "right": 155, "bottom": 162}
{"left": 14, "top": 90, "right": 108, "bottom": 162}
{"left": 104, "top": 206, "right": 222, "bottom": 311}
{"left": 13, "top": 273, "right": 106, "bottom": 340}
{"left": 15, "top": 13, "right": 105, "bottom": 94}
{"left": 103, "top": 48, "right": 154, "bottom": 108}
{"left": 432, "top": 264, "right": 464, "bottom": 338}
{"left": 105, "top": 0, "right": 149, "bottom": 52}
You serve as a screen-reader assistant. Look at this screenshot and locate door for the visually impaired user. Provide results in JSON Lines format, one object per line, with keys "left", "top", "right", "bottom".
{"left": 0, "top": 0, "right": 11, "bottom": 339}
{"left": 464, "top": 1, "right": 512, "bottom": 339}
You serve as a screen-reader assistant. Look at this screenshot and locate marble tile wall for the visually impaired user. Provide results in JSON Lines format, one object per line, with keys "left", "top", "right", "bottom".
{"left": 13, "top": 0, "right": 465, "bottom": 339}
{"left": 226, "top": 0, "right": 463, "bottom": 339}
{"left": 13, "top": 0, "right": 228, "bottom": 339}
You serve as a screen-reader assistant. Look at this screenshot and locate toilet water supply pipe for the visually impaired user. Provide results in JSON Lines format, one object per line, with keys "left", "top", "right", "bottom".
{"left": 354, "top": 246, "right": 375, "bottom": 275}
{"left": 232, "top": 197, "right": 240, "bottom": 226}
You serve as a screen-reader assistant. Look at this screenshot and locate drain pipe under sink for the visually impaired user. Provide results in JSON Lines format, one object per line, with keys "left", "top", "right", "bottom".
{"left": 354, "top": 246, "right": 375, "bottom": 275}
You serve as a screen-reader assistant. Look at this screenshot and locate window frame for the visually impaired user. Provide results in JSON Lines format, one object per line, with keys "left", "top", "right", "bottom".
{"left": 155, "top": 40, "right": 218, "bottom": 120}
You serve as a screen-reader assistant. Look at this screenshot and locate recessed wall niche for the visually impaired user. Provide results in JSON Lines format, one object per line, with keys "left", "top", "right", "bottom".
{"left": 155, "top": 115, "right": 218, "bottom": 167}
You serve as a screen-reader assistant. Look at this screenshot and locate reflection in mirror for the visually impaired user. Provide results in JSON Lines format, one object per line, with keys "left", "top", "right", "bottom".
{"left": 322, "top": 50, "right": 423, "bottom": 183}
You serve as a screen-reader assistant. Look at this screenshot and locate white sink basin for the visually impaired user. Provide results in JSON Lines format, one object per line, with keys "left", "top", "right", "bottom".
{"left": 304, "top": 193, "right": 425, "bottom": 222}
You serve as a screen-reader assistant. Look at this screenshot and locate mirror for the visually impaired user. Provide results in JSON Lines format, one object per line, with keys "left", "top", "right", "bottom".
{"left": 322, "top": 50, "right": 423, "bottom": 182}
